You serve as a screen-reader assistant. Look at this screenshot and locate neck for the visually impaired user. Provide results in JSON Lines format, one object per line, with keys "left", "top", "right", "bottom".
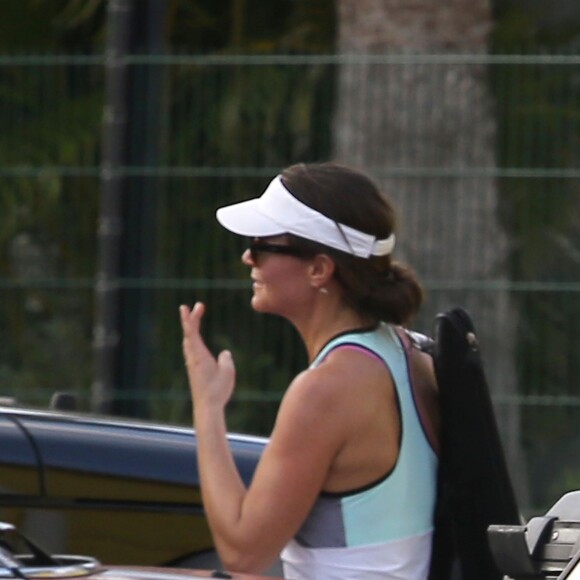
{"left": 291, "top": 297, "right": 375, "bottom": 363}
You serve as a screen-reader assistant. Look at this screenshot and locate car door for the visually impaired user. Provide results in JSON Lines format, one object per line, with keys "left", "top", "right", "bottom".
{"left": 7, "top": 412, "right": 213, "bottom": 566}
{"left": 0, "top": 412, "right": 43, "bottom": 530}
{"left": 1, "top": 409, "right": 265, "bottom": 570}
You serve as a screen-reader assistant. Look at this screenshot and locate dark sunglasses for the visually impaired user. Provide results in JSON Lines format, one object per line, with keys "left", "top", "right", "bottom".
{"left": 248, "top": 242, "right": 312, "bottom": 262}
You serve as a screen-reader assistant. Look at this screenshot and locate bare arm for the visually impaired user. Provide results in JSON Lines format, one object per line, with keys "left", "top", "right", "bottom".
{"left": 180, "top": 303, "right": 344, "bottom": 573}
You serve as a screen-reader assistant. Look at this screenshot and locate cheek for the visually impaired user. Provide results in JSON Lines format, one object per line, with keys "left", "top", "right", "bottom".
{"left": 254, "top": 264, "right": 310, "bottom": 302}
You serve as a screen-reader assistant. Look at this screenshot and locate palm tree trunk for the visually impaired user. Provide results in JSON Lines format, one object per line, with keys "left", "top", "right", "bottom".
{"left": 333, "top": 0, "right": 529, "bottom": 506}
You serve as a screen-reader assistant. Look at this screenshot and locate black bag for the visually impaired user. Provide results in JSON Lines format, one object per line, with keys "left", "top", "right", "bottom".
{"left": 428, "top": 308, "right": 521, "bottom": 580}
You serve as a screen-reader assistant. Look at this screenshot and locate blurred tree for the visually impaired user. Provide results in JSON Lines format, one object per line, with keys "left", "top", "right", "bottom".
{"left": 332, "top": 0, "right": 529, "bottom": 504}
{"left": 490, "top": 0, "right": 580, "bottom": 511}
{"left": 0, "top": 0, "right": 336, "bottom": 422}
{"left": 0, "top": 0, "right": 103, "bottom": 402}
{"left": 493, "top": 0, "right": 580, "bottom": 48}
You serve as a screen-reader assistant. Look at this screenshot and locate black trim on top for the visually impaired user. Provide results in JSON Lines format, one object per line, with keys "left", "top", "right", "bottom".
{"left": 320, "top": 465, "right": 395, "bottom": 499}
{"left": 312, "top": 322, "right": 380, "bottom": 362}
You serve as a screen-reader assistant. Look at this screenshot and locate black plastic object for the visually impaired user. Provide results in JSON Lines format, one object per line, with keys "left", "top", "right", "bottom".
{"left": 488, "top": 491, "right": 580, "bottom": 580}
{"left": 428, "top": 308, "right": 521, "bottom": 580}
{"left": 487, "top": 518, "right": 554, "bottom": 579}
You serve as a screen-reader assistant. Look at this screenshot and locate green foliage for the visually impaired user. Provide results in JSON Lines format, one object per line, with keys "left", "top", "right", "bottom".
{"left": 490, "top": 7, "right": 580, "bottom": 509}
{"left": 168, "top": 0, "right": 335, "bottom": 53}
{"left": 0, "top": 0, "right": 336, "bottom": 427}
{"left": 492, "top": 1, "right": 580, "bottom": 49}
{"left": 0, "top": 46, "right": 102, "bottom": 403}
{"left": 0, "top": 1, "right": 65, "bottom": 51}
{"left": 1, "top": 4, "right": 579, "bottom": 519}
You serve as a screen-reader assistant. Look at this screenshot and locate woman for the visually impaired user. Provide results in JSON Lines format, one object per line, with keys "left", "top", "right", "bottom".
{"left": 180, "top": 162, "right": 440, "bottom": 579}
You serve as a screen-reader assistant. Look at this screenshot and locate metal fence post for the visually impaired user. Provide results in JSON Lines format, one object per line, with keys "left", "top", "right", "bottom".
{"left": 93, "top": 0, "right": 166, "bottom": 416}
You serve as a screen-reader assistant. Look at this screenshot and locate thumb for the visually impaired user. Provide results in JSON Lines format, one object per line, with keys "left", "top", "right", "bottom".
{"left": 217, "top": 349, "right": 236, "bottom": 382}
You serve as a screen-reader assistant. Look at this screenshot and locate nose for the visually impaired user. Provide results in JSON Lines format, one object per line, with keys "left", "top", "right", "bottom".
{"left": 242, "top": 248, "right": 254, "bottom": 266}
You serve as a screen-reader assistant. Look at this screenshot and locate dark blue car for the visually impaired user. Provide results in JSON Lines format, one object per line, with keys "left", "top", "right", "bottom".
{"left": 0, "top": 400, "right": 267, "bottom": 570}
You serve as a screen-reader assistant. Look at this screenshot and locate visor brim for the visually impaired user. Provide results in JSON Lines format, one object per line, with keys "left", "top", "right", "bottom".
{"left": 216, "top": 199, "right": 287, "bottom": 237}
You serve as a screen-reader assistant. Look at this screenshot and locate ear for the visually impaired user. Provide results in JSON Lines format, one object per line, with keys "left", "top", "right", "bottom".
{"left": 308, "top": 254, "right": 335, "bottom": 290}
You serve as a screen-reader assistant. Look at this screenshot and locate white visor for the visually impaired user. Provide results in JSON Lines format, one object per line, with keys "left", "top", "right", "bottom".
{"left": 216, "top": 176, "right": 395, "bottom": 258}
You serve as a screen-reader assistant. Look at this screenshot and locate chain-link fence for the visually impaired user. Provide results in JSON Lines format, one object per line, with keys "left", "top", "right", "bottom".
{"left": 0, "top": 51, "right": 579, "bottom": 513}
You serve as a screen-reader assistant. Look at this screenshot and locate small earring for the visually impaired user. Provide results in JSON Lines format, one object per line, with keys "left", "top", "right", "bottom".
{"left": 319, "top": 287, "right": 329, "bottom": 295}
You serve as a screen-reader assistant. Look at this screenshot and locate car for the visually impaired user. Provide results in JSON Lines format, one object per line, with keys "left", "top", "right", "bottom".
{"left": 0, "top": 397, "right": 269, "bottom": 573}
{"left": 0, "top": 520, "right": 281, "bottom": 579}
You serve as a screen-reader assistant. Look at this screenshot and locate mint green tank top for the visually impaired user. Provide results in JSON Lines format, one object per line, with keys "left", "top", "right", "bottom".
{"left": 293, "top": 322, "right": 438, "bottom": 548}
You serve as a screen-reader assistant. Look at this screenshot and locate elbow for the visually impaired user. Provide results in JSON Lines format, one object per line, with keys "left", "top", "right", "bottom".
{"left": 219, "top": 546, "right": 274, "bottom": 575}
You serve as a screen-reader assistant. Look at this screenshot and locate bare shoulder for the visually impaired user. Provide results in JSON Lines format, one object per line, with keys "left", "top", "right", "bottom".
{"left": 298, "top": 345, "right": 385, "bottom": 384}
{"left": 279, "top": 347, "right": 393, "bottom": 421}
{"left": 266, "top": 363, "right": 353, "bottom": 464}
{"left": 278, "top": 364, "right": 342, "bottom": 419}
{"left": 317, "top": 345, "right": 393, "bottom": 387}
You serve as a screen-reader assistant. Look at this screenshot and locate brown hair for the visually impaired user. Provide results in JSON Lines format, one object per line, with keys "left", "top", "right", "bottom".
{"left": 281, "top": 162, "right": 424, "bottom": 325}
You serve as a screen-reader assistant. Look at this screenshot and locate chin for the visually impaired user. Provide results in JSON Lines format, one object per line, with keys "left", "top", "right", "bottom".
{"left": 250, "top": 295, "right": 277, "bottom": 315}
{"left": 250, "top": 294, "right": 266, "bottom": 311}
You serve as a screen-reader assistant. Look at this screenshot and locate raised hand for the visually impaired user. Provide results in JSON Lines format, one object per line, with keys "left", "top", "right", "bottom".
{"left": 179, "top": 302, "right": 236, "bottom": 411}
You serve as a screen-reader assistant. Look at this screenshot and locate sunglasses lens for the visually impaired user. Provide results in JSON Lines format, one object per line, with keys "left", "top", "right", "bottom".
{"left": 248, "top": 243, "right": 307, "bottom": 262}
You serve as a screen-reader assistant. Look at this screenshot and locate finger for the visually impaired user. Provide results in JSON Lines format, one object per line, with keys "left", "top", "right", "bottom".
{"left": 217, "top": 350, "right": 236, "bottom": 385}
{"left": 217, "top": 349, "right": 234, "bottom": 371}
{"left": 180, "top": 302, "right": 205, "bottom": 340}
{"left": 179, "top": 304, "right": 191, "bottom": 333}
{"left": 180, "top": 303, "right": 214, "bottom": 366}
